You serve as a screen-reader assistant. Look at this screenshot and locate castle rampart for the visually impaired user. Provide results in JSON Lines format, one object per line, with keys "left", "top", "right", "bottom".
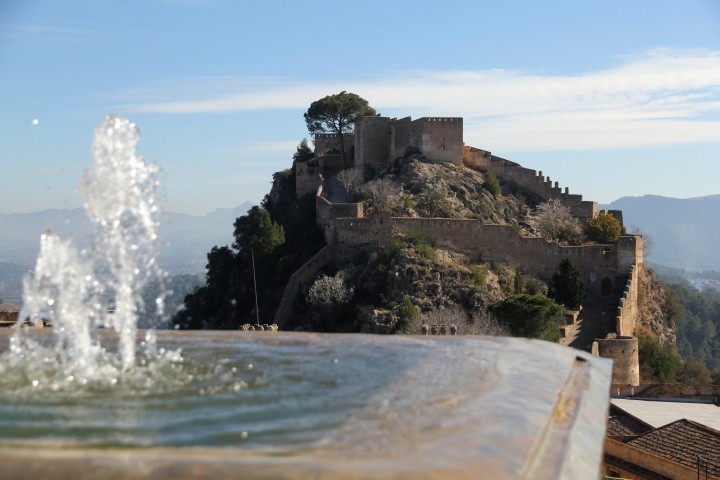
{"left": 615, "top": 264, "right": 641, "bottom": 338}
{"left": 334, "top": 216, "right": 641, "bottom": 296}
{"left": 463, "top": 148, "right": 599, "bottom": 223}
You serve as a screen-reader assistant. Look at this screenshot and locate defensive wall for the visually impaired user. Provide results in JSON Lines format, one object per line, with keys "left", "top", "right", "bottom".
{"left": 315, "top": 186, "right": 364, "bottom": 243}
{"left": 463, "top": 147, "right": 603, "bottom": 223}
{"left": 615, "top": 264, "right": 640, "bottom": 337}
{"left": 334, "top": 215, "right": 642, "bottom": 296}
{"left": 295, "top": 161, "right": 322, "bottom": 197}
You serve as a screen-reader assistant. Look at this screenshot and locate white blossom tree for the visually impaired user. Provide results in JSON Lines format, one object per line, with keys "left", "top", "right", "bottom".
{"left": 531, "top": 199, "right": 583, "bottom": 245}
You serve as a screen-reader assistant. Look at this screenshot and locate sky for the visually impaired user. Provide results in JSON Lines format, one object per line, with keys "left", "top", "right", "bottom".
{"left": 1, "top": 0, "right": 719, "bottom": 216}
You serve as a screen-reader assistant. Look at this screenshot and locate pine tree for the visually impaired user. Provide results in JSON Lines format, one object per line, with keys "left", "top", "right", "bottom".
{"left": 549, "top": 258, "right": 587, "bottom": 310}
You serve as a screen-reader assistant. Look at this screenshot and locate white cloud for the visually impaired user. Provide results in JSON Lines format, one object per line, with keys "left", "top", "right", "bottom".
{"left": 114, "top": 49, "right": 720, "bottom": 152}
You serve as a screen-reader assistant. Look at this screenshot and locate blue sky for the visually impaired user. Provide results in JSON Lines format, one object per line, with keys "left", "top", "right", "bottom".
{"left": 1, "top": 0, "right": 719, "bottom": 215}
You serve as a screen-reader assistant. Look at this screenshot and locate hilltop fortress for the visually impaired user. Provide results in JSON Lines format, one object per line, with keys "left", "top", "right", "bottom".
{"left": 290, "top": 114, "right": 645, "bottom": 387}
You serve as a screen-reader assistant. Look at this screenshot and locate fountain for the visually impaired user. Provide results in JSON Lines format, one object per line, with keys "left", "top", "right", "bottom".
{"left": 0, "top": 115, "right": 613, "bottom": 479}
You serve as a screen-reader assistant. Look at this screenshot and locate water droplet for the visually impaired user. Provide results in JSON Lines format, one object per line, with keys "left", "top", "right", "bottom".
{"left": 32, "top": 380, "right": 39, "bottom": 387}
{"left": 47, "top": 299, "right": 54, "bottom": 306}
{"left": 240, "top": 431, "right": 248, "bottom": 439}
{"left": 247, "top": 364, "right": 253, "bottom": 370}
{"left": 32, "top": 118, "right": 39, "bottom": 126}
{"left": 333, "top": 358, "right": 339, "bottom": 364}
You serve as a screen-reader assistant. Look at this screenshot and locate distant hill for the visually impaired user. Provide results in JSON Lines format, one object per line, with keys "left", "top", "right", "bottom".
{"left": 0, "top": 202, "right": 254, "bottom": 274}
{"left": 601, "top": 195, "right": 720, "bottom": 272}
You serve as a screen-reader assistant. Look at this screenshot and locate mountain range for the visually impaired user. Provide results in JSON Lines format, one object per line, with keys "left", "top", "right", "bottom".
{"left": 601, "top": 194, "right": 720, "bottom": 273}
{"left": 0, "top": 202, "right": 254, "bottom": 274}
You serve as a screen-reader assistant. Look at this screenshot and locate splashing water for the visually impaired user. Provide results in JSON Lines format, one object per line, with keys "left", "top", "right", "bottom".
{"left": 9, "top": 114, "right": 167, "bottom": 383}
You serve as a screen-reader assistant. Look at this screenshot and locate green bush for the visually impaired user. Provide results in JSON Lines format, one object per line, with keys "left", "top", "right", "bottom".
{"left": 638, "top": 335, "right": 682, "bottom": 383}
{"left": 483, "top": 171, "right": 501, "bottom": 196}
{"left": 466, "top": 264, "right": 488, "bottom": 286}
{"left": 488, "top": 294, "right": 563, "bottom": 342}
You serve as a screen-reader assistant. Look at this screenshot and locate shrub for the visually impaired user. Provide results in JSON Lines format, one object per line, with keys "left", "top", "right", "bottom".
{"left": 638, "top": 335, "right": 682, "bottom": 383}
{"left": 414, "top": 188, "right": 453, "bottom": 217}
{"left": 483, "top": 171, "right": 501, "bottom": 196}
{"left": 307, "top": 274, "right": 354, "bottom": 307}
{"left": 488, "top": 294, "right": 563, "bottom": 342}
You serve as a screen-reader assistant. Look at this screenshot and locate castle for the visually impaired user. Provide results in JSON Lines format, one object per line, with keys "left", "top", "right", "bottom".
{"left": 288, "top": 114, "right": 643, "bottom": 387}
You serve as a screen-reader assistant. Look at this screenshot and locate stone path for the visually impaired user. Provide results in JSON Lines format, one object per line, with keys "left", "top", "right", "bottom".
{"left": 560, "top": 296, "right": 615, "bottom": 352}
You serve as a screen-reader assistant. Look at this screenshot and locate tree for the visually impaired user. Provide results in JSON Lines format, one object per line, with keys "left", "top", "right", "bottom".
{"left": 531, "top": 199, "right": 583, "bottom": 245}
{"left": 585, "top": 212, "right": 622, "bottom": 244}
{"left": 358, "top": 177, "right": 401, "bottom": 212}
{"left": 336, "top": 168, "right": 363, "bottom": 202}
{"left": 549, "top": 258, "right": 587, "bottom": 310}
{"left": 233, "top": 206, "right": 285, "bottom": 257}
{"left": 293, "top": 138, "right": 314, "bottom": 164}
{"left": 304, "top": 91, "right": 376, "bottom": 169}
{"left": 677, "top": 357, "right": 713, "bottom": 385}
{"left": 488, "top": 294, "right": 563, "bottom": 342}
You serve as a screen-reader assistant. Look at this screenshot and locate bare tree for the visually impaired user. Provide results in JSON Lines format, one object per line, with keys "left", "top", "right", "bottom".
{"left": 530, "top": 199, "right": 583, "bottom": 245}
{"left": 336, "top": 168, "right": 363, "bottom": 202}
{"left": 358, "top": 177, "right": 401, "bottom": 212}
{"left": 629, "top": 226, "right": 654, "bottom": 258}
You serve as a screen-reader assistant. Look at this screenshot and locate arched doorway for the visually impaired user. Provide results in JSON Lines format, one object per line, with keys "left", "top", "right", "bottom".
{"left": 601, "top": 277, "right": 613, "bottom": 297}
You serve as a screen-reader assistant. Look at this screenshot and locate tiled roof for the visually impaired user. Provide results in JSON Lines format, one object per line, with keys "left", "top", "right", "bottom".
{"left": 607, "top": 404, "right": 654, "bottom": 436}
{"left": 626, "top": 419, "right": 720, "bottom": 475}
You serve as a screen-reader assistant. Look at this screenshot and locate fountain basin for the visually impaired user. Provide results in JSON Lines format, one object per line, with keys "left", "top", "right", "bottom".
{"left": 0, "top": 330, "right": 611, "bottom": 479}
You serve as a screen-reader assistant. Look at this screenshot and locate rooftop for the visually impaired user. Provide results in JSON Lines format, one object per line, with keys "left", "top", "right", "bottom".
{"left": 625, "top": 419, "right": 720, "bottom": 475}
{"left": 612, "top": 398, "right": 720, "bottom": 431}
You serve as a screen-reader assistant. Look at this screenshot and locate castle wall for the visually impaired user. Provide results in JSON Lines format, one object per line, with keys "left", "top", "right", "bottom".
{"left": 595, "top": 336, "right": 640, "bottom": 386}
{"left": 616, "top": 264, "right": 641, "bottom": 337}
{"left": 334, "top": 216, "right": 640, "bottom": 291}
{"left": 316, "top": 187, "right": 363, "bottom": 243}
{"left": 355, "top": 116, "right": 391, "bottom": 174}
{"left": 314, "top": 133, "right": 354, "bottom": 156}
{"left": 295, "top": 161, "right": 322, "bottom": 197}
{"left": 389, "top": 117, "right": 416, "bottom": 160}
{"left": 416, "top": 117, "right": 463, "bottom": 166}
{"left": 463, "top": 153, "right": 599, "bottom": 223}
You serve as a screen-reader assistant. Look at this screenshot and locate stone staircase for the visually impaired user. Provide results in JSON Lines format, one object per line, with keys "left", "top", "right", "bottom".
{"left": 325, "top": 175, "right": 348, "bottom": 203}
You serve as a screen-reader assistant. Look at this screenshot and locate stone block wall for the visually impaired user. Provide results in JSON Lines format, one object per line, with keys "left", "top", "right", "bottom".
{"left": 416, "top": 117, "right": 463, "bottom": 166}
{"left": 315, "top": 133, "right": 354, "bottom": 156}
{"left": 595, "top": 336, "right": 640, "bottom": 386}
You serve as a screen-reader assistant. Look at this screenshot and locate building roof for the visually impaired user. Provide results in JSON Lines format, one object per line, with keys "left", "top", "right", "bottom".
{"left": 626, "top": 419, "right": 720, "bottom": 476}
{"left": 607, "top": 404, "right": 654, "bottom": 436}
{"left": 0, "top": 303, "right": 20, "bottom": 313}
{"left": 612, "top": 398, "right": 720, "bottom": 431}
